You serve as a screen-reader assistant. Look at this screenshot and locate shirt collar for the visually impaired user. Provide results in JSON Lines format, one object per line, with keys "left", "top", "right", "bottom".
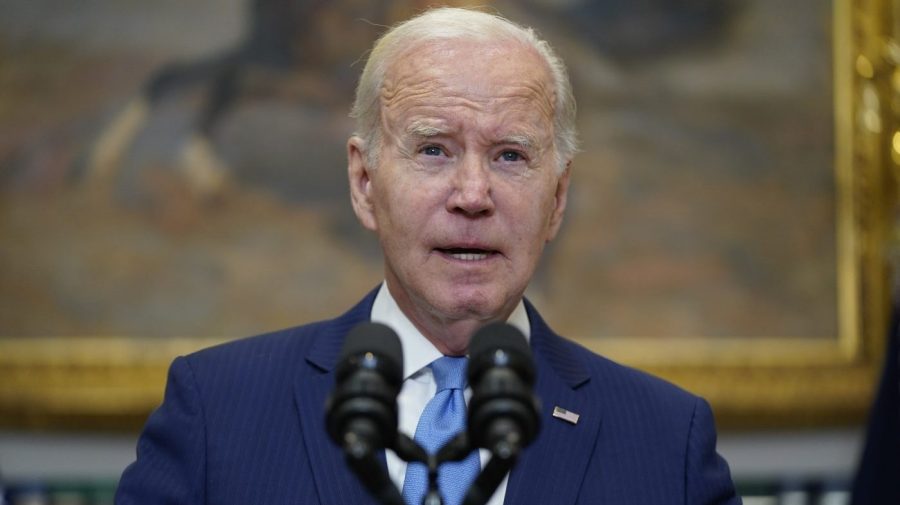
{"left": 370, "top": 282, "right": 531, "bottom": 381}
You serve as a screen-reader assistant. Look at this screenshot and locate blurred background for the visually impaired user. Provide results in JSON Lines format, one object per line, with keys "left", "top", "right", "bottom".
{"left": 0, "top": 0, "right": 891, "bottom": 503}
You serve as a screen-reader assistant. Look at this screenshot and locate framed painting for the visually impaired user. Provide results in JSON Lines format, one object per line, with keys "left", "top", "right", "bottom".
{"left": 0, "top": 0, "right": 895, "bottom": 429}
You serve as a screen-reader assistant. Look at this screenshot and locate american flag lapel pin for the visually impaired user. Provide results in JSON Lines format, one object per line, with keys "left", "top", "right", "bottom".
{"left": 552, "top": 406, "right": 580, "bottom": 425}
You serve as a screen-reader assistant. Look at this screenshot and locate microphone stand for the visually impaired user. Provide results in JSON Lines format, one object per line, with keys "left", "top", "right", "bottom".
{"left": 399, "top": 434, "right": 494, "bottom": 505}
{"left": 460, "top": 429, "right": 522, "bottom": 505}
{"left": 461, "top": 456, "right": 514, "bottom": 505}
{"left": 434, "top": 431, "right": 521, "bottom": 505}
{"left": 339, "top": 425, "right": 469, "bottom": 505}
{"left": 340, "top": 430, "right": 407, "bottom": 505}
{"left": 342, "top": 425, "right": 521, "bottom": 505}
{"left": 393, "top": 433, "right": 440, "bottom": 505}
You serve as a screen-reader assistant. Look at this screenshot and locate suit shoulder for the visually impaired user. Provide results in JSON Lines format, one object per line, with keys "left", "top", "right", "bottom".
{"left": 193, "top": 319, "right": 326, "bottom": 358}
{"left": 556, "top": 335, "right": 701, "bottom": 410}
{"left": 527, "top": 302, "right": 701, "bottom": 411}
{"left": 182, "top": 289, "right": 377, "bottom": 370}
{"left": 178, "top": 317, "right": 340, "bottom": 382}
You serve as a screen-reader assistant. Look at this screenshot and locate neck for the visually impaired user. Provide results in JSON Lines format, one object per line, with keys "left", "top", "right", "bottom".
{"left": 385, "top": 282, "right": 518, "bottom": 356}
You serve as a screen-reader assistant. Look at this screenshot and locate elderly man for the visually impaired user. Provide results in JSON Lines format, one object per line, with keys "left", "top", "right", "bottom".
{"left": 117, "top": 7, "right": 740, "bottom": 505}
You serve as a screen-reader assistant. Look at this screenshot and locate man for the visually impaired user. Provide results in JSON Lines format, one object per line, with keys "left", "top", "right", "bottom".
{"left": 851, "top": 305, "right": 900, "bottom": 504}
{"left": 117, "top": 7, "right": 740, "bottom": 505}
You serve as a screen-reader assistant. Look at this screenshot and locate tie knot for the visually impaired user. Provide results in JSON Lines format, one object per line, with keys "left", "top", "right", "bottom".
{"left": 430, "top": 356, "right": 468, "bottom": 392}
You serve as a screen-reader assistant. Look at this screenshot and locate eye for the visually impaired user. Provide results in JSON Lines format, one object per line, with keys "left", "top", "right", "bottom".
{"left": 420, "top": 145, "right": 445, "bottom": 156}
{"left": 499, "top": 150, "right": 524, "bottom": 162}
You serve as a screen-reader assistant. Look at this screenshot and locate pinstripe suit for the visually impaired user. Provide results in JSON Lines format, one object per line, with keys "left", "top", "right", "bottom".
{"left": 116, "top": 289, "right": 740, "bottom": 504}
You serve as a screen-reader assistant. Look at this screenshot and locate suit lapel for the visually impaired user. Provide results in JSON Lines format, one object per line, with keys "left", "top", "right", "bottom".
{"left": 503, "top": 302, "right": 602, "bottom": 505}
{"left": 294, "top": 292, "right": 600, "bottom": 505}
{"left": 294, "top": 290, "right": 384, "bottom": 505}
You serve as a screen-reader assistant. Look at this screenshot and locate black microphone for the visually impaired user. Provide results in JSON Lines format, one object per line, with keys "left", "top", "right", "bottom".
{"left": 326, "top": 322, "right": 405, "bottom": 505}
{"left": 467, "top": 322, "right": 540, "bottom": 456}
{"left": 463, "top": 323, "right": 540, "bottom": 505}
{"left": 327, "top": 322, "right": 403, "bottom": 451}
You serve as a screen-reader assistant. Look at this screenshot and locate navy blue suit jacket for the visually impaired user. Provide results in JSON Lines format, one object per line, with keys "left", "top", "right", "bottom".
{"left": 117, "top": 290, "right": 740, "bottom": 504}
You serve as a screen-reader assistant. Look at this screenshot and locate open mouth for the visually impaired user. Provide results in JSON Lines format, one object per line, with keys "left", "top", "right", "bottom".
{"left": 436, "top": 247, "right": 497, "bottom": 262}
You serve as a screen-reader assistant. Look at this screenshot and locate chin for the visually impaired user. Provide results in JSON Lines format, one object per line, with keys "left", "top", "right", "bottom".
{"left": 433, "top": 288, "right": 508, "bottom": 321}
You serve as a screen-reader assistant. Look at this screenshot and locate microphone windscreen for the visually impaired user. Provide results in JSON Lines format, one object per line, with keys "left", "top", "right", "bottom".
{"left": 338, "top": 322, "right": 403, "bottom": 383}
{"left": 468, "top": 323, "right": 535, "bottom": 389}
{"left": 466, "top": 322, "right": 541, "bottom": 453}
{"left": 469, "top": 323, "right": 533, "bottom": 364}
{"left": 328, "top": 322, "right": 404, "bottom": 449}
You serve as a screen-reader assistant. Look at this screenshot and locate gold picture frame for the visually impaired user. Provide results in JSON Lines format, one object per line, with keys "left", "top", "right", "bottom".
{"left": 0, "top": 0, "right": 896, "bottom": 430}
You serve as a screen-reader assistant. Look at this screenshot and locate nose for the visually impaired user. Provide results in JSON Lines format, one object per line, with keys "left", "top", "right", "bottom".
{"left": 446, "top": 154, "right": 495, "bottom": 217}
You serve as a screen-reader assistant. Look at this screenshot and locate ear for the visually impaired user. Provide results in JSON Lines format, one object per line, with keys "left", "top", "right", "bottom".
{"left": 545, "top": 161, "right": 571, "bottom": 242}
{"left": 347, "top": 136, "right": 378, "bottom": 232}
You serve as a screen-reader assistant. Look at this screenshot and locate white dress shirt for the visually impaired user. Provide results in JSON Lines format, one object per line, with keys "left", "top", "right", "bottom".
{"left": 370, "top": 282, "right": 531, "bottom": 505}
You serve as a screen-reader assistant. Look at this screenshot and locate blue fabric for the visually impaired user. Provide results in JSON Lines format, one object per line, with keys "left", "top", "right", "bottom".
{"left": 116, "top": 289, "right": 741, "bottom": 505}
{"left": 402, "top": 357, "right": 480, "bottom": 505}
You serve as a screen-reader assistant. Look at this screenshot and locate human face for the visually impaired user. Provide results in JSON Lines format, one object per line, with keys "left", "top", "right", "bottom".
{"left": 348, "top": 39, "right": 570, "bottom": 352}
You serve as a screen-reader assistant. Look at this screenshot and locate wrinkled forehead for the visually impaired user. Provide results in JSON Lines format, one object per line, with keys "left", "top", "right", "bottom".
{"left": 380, "top": 38, "right": 557, "bottom": 118}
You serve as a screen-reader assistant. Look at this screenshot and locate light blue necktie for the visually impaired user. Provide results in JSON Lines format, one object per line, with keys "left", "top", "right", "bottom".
{"left": 402, "top": 356, "right": 480, "bottom": 505}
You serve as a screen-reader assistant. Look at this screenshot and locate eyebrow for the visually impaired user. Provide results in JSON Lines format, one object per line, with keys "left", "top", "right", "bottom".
{"left": 405, "top": 121, "right": 447, "bottom": 138}
{"left": 499, "top": 134, "right": 538, "bottom": 151}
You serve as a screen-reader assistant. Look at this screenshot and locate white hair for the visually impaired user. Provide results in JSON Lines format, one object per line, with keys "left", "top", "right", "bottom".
{"left": 350, "top": 7, "right": 578, "bottom": 173}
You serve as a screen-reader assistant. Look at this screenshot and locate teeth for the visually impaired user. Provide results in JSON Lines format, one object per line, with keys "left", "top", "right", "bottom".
{"left": 450, "top": 252, "right": 488, "bottom": 261}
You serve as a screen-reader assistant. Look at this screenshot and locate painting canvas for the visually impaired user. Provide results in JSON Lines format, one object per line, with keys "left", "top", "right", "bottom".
{"left": 0, "top": 0, "right": 835, "bottom": 339}
{"left": 1, "top": 0, "right": 885, "bottom": 429}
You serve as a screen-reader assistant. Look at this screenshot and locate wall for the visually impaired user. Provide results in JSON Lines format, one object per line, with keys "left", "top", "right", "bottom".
{"left": 0, "top": 428, "right": 864, "bottom": 484}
